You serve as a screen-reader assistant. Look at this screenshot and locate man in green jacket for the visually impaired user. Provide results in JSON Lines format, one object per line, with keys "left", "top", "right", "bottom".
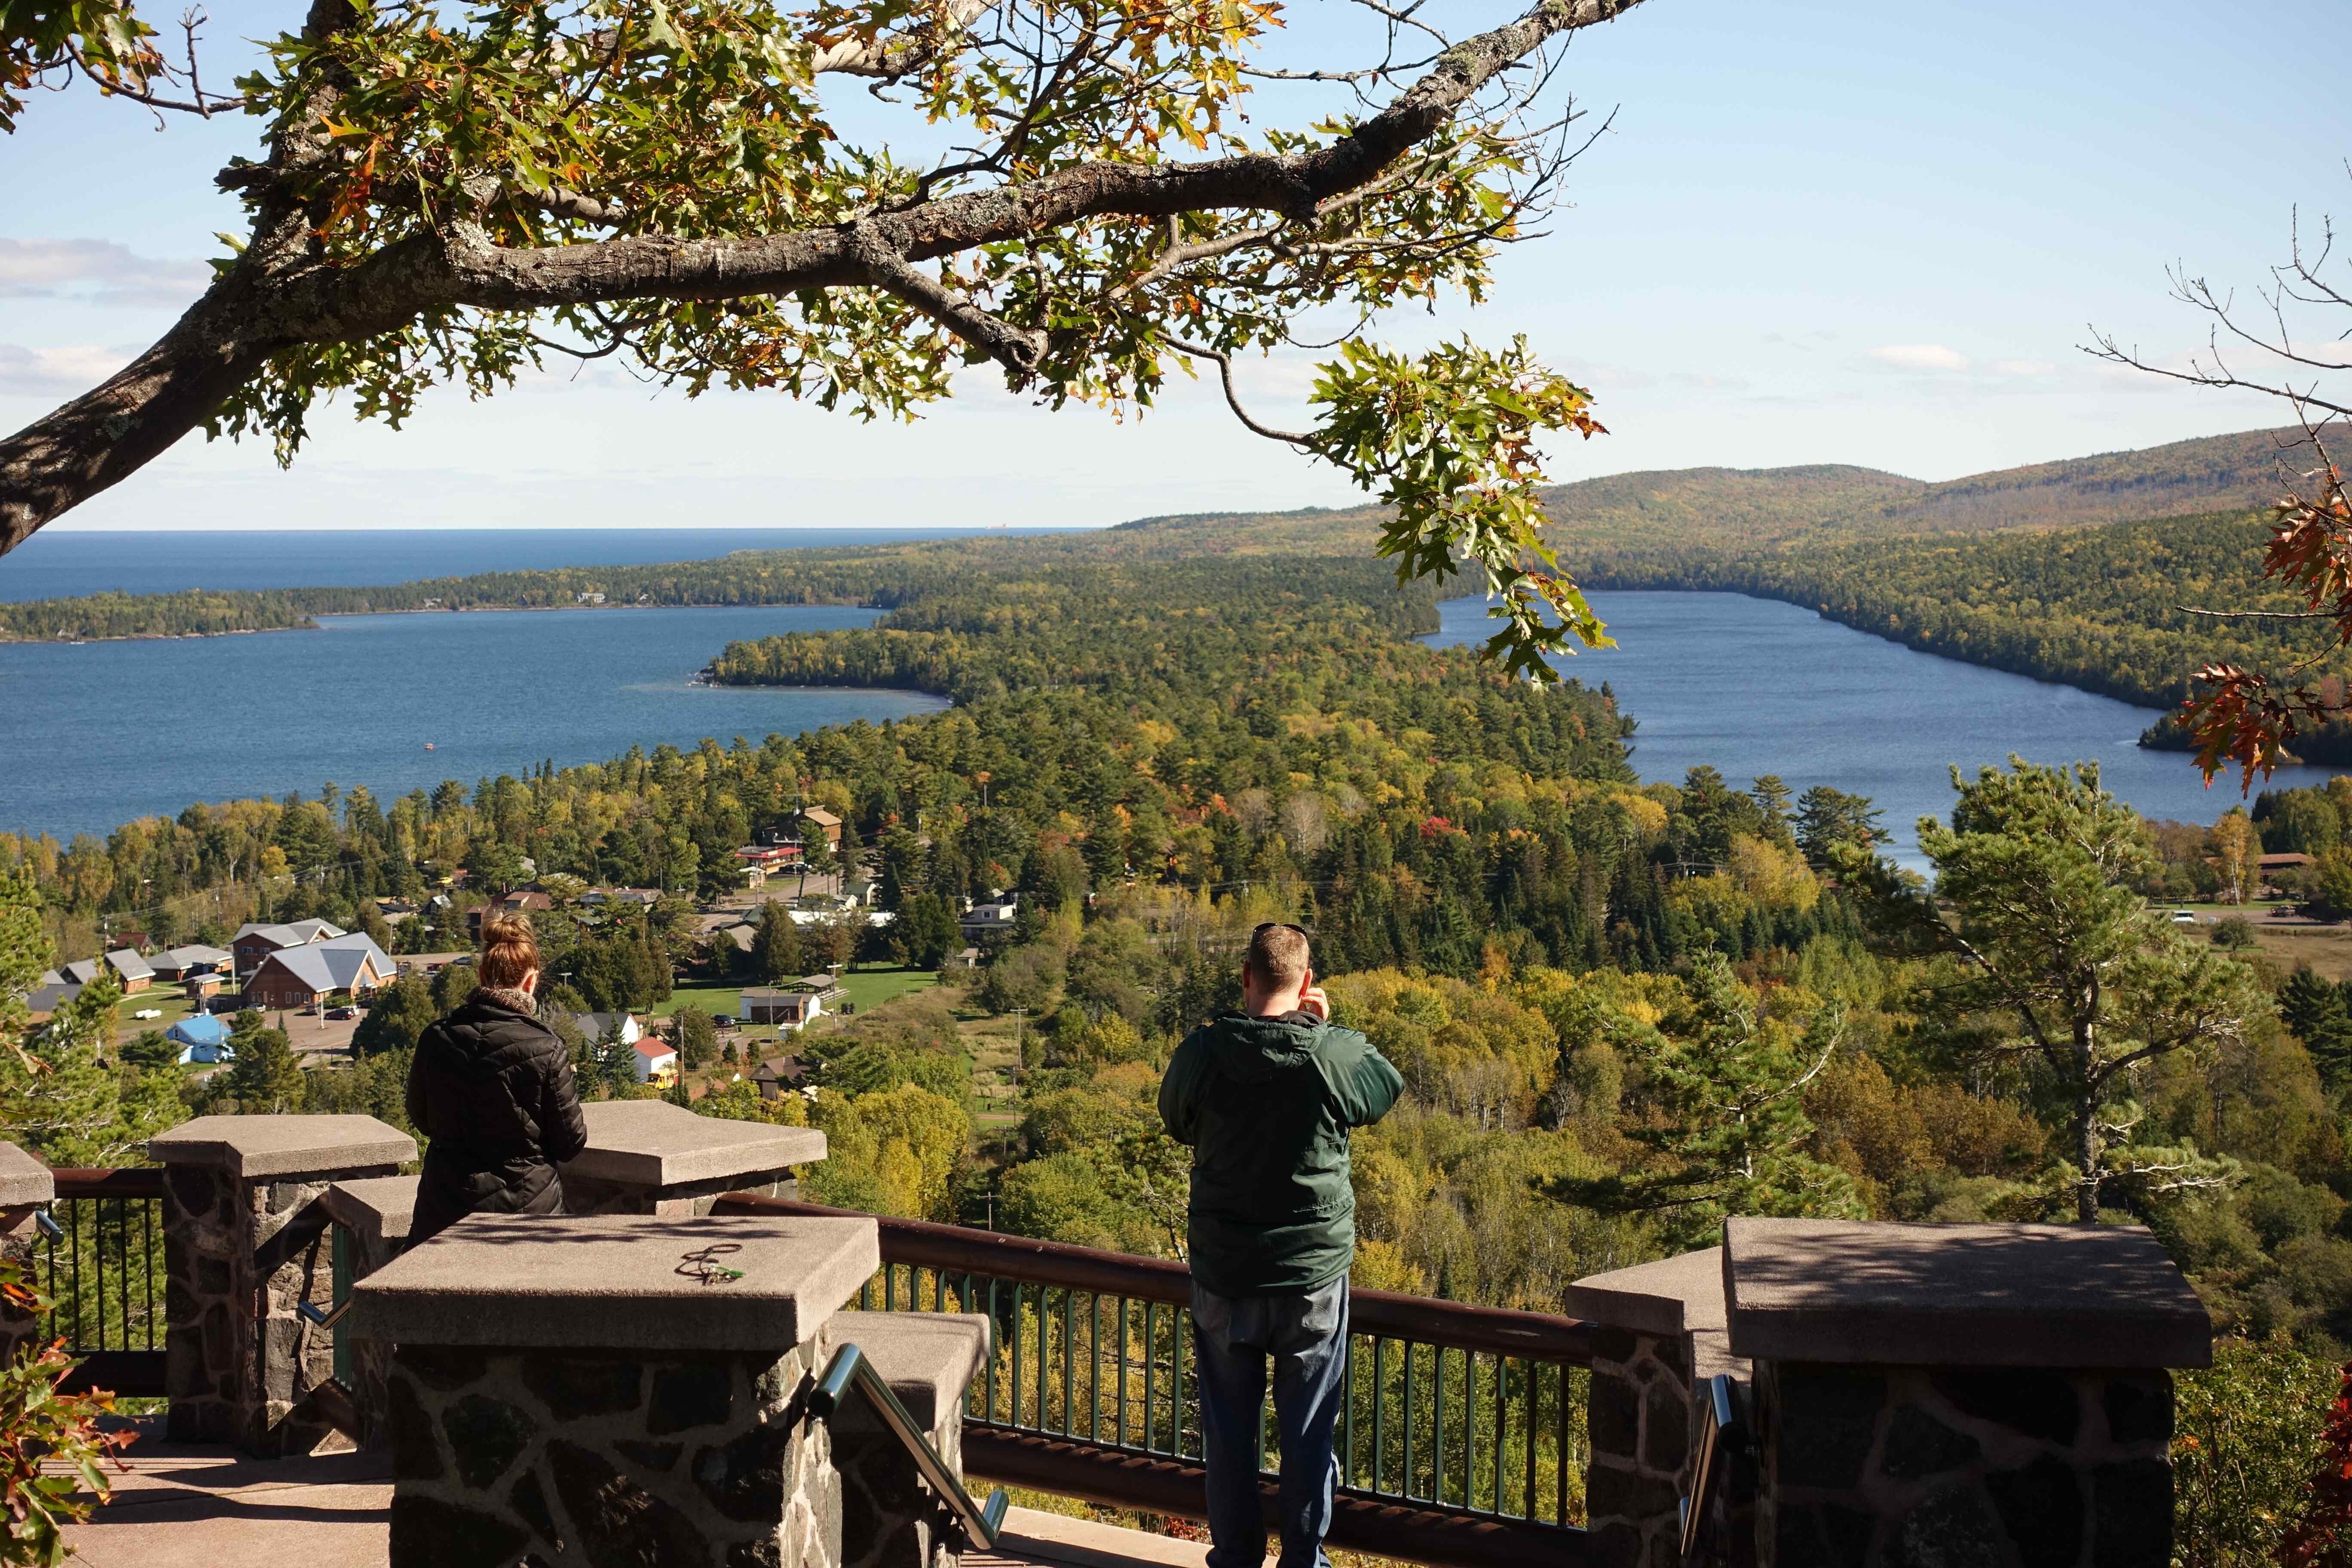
{"left": 1158, "top": 922, "right": 1404, "bottom": 1568}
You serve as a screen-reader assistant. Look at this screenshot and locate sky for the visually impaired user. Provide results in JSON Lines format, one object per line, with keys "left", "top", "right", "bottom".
{"left": 3, "top": 0, "right": 2349, "bottom": 530}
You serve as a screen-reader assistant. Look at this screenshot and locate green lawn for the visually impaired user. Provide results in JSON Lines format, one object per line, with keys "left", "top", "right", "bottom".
{"left": 651, "top": 982, "right": 743, "bottom": 1020}
{"left": 113, "top": 988, "right": 197, "bottom": 1041}
{"left": 836, "top": 966, "right": 937, "bottom": 1012}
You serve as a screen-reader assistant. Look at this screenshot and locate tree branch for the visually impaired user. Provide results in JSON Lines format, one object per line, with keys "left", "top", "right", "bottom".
{"left": 1165, "top": 339, "right": 1312, "bottom": 444}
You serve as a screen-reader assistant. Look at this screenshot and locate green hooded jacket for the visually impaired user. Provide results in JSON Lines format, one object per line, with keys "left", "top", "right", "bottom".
{"left": 1158, "top": 1010, "right": 1404, "bottom": 1297}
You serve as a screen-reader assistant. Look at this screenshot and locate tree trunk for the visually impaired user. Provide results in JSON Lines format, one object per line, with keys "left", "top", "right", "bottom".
{"left": 2072, "top": 1101, "right": 2100, "bottom": 1224}
{"left": 0, "top": 298, "right": 270, "bottom": 556}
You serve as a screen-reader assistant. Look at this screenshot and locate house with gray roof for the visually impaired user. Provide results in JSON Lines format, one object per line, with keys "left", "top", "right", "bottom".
{"left": 245, "top": 933, "right": 395, "bottom": 1011}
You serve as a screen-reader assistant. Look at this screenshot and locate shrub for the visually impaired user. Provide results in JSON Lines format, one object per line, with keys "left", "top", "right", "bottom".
{"left": 0, "top": 1262, "right": 133, "bottom": 1565}
{"left": 2174, "top": 1334, "right": 2339, "bottom": 1564}
{"left": 2211, "top": 916, "right": 2260, "bottom": 950}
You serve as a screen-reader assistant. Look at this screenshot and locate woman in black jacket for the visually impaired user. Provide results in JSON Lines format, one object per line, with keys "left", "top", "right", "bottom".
{"left": 405, "top": 912, "right": 588, "bottom": 1244}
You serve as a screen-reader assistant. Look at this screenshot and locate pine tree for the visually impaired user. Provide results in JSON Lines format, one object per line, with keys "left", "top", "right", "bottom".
{"left": 756, "top": 900, "right": 803, "bottom": 985}
{"left": 1552, "top": 952, "right": 1861, "bottom": 1250}
{"left": 222, "top": 1011, "right": 306, "bottom": 1113}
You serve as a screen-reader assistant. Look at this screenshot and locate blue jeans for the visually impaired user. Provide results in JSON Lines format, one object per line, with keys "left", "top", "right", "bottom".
{"left": 1189, "top": 1277, "right": 1351, "bottom": 1568}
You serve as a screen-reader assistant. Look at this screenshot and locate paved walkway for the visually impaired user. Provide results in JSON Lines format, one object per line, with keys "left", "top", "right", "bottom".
{"left": 61, "top": 1428, "right": 1203, "bottom": 1568}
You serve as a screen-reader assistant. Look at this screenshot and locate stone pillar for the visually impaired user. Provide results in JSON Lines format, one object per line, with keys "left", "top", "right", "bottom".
{"left": 1724, "top": 1217, "right": 2211, "bottom": 1568}
{"left": 349, "top": 1210, "right": 879, "bottom": 1568}
{"left": 1567, "top": 1247, "right": 1748, "bottom": 1568}
{"left": 560, "top": 1099, "right": 827, "bottom": 1216}
{"left": 149, "top": 1114, "right": 415, "bottom": 1454}
{"left": 818, "top": 1312, "right": 992, "bottom": 1568}
{"left": 0, "top": 1143, "right": 55, "bottom": 1363}
{"left": 319, "top": 1174, "right": 419, "bottom": 1449}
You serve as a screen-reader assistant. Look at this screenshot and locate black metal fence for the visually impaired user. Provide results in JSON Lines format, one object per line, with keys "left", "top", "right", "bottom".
{"left": 34, "top": 1168, "right": 168, "bottom": 1395}
{"left": 717, "top": 1194, "right": 1598, "bottom": 1566}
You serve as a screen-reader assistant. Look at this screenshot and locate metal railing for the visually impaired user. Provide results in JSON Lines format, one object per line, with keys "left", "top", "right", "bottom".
{"left": 813, "top": 1340, "right": 1011, "bottom": 1548}
{"left": 35, "top": 1168, "right": 167, "bottom": 1396}
{"left": 713, "top": 1194, "right": 1598, "bottom": 1568}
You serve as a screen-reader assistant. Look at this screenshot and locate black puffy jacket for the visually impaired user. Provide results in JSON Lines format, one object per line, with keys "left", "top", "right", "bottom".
{"left": 405, "top": 992, "right": 588, "bottom": 1243}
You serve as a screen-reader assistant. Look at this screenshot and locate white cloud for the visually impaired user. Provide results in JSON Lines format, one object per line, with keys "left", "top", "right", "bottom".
{"left": 0, "top": 344, "right": 133, "bottom": 395}
{"left": 0, "top": 239, "right": 210, "bottom": 309}
{"left": 1869, "top": 343, "right": 1971, "bottom": 372}
{"left": 1992, "top": 358, "right": 2057, "bottom": 377}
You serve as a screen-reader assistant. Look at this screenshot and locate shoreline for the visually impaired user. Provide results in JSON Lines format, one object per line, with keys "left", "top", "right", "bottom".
{"left": 0, "top": 597, "right": 882, "bottom": 646}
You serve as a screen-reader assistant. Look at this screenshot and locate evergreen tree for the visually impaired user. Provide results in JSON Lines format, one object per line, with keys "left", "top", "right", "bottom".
{"left": 221, "top": 1011, "right": 306, "bottom": 1113}
{"left": 756, "top": 900, "right": 804, "bottom": 985}
{"left": 1552, "top": 952, "right": 1860, "bottom": 1249}
{"left": 675, "top": 1006, "right": 719, "bottom": 1069}
{"left": 2280, "top": 967, "right": 2352, "bottom": 1087}
{"left": 1837, "top": 760, "right": 2263, "bottom": 1223}
{"left": 352, "top": 972, "right": 438, "bottom": 1057}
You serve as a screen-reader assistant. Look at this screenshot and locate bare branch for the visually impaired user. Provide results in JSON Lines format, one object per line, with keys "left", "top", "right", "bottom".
{"left": 1165, "top": 339, "right": 1312, "bottom": 444}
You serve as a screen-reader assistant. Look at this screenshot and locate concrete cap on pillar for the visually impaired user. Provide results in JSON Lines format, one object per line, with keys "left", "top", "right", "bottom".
{"left": 0, "top": 1143, "right": 55, "bottom": 1208}
{"left": 347, "top": 1212, "right": 878, "bottom": 1351}
{"left": 1723, "top": 1217, "right": 2213, "bottom": 1369}
{"left": 148, "top": 1114, "right": 416, "bottom": 1178}
{"left": 322, "top": 1175, "right": 419, "bottom": 1248}
{"left": 1566, "top": 1248, "right": 1726, "bottom": 1337}
{"left": 562, "top": 1099, "right": 827, "bottom": 1188}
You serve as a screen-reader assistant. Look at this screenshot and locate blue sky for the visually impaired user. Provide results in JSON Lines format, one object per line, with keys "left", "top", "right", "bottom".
{"left": 3, "top": 0, "right": 2347, "bottom": 530}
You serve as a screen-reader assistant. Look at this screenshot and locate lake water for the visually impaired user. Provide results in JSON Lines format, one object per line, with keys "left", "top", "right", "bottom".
{"left": 1, "top": 529, "right": 2327, "bottom": 855}
{"left": 1425, "top": 593, "right": 2337, "bottom": 863}
{"left": 0, "top": 605, "right": 945, "bottom": 840}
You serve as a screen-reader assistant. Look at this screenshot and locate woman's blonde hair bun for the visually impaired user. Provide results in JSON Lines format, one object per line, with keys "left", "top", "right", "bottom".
{"left": 478, "top": 910, "right": 542, "bottom": 989}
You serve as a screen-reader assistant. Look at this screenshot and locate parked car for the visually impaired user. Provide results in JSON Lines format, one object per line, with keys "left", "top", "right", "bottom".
{"left": 326, "top": 1005, "right": 356, "bottom": 1020}
{"left": 713, "top": 1014, "right": 740, "bottom": 1030}
{"left": 2169, "top": 911, "right": 2199, "bottom": 924}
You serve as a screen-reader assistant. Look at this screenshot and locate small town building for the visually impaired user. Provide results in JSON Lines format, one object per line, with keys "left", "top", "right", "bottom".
{"left": 798, "top": 807, "right": 843, "bottom": 847}
{"left": 183, "top": 972, "right": 224, "bottom": 1002}
{"left": 740, "top": 976, "right": 844, "bottom": 1031}
{"left": 631, "top": 1036, "right": 678, "bottom": 1084}
{"left": 24, "top": 982, "right": 80, "bottom": 1021}
{"left": 750, "top": 1056, "right": 809, "bottom": 1100}
{"left": 578, "top": 1012, "right": 644, "bottom": 1048}
{"left": 243, "top": 933, "right": 397, "bottom": 1011}
{"left": 231, "top": 919, "right": 347, "bottom": 981}
{"left": 468, "top": 891, "right": 554, "bottom": 937}
{"left": 959, "top": 898, "right": 1020, "bottom": 938}
{"left": 167, "top": 1013, "right": 232, "bottom": 1065}
{"left": 148, "top": 944, "right": 232, "bottom": 982}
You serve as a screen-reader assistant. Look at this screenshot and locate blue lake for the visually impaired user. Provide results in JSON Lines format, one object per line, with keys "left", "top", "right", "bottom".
{"left": 1425, "top": 593, "right": 2337, "bottom": 864}
{"left": 0, "top": 605, "right": 945, "bottom": 841}
{"left": 0, "top": 528, "right": 2325, "bottom": 858}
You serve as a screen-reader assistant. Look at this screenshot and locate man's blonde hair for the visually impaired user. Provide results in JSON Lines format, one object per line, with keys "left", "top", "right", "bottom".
{"left": 1244, "top": 923, "right": 1310, "bottom": 993}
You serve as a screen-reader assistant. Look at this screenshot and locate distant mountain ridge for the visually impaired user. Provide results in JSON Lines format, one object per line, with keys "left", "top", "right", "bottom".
{"left": 1105, "top": 423, "right": 2318, "bottom": 554}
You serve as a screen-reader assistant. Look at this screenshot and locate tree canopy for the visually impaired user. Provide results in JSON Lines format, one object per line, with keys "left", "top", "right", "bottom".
{"left": 0, "top": 0, "right": 1654, "bottom": 679}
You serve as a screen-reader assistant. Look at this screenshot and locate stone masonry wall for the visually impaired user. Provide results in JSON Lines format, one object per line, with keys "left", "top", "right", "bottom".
{"left": 1757, "top": 1362, "right": 2174, "bottom": 1568}
{"left": 386, "top": 1339, "right": 841, "bottom": 1568}
{"left": 163, "top": 1161, "right": 398, "bottom": 1453}
{"left": 1586, "top": 1327, "right": 1692, "bottom": 1568}
{"left": 831, "top": 1376, "right": 965, "bottom": 1568}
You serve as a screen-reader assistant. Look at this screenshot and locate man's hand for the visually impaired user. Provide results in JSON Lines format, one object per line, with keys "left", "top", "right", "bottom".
{"left": 1299, "top": 985, "right": 1330, "bottom": 1022}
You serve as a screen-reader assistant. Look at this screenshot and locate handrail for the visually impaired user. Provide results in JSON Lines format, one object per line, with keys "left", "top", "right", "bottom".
{"left": 1678, "top": 1374, "right": 1753, "bottom": 1567}
{"left": 712, "top": 1194, "right": 1596, "bottom": 1362}
{"left": 49, "top": 1167, "right": 165, "bottom": 1199}
{"left": 812, "top": 1341, "right": 1011, "bottom": 1550}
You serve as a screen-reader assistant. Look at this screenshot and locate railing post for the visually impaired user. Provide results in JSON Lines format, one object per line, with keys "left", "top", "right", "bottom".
{"left": 0, "top": 1143, "right": 55, "bottom": 1363}
{"left": 558, "top": 1100, "right": 827, "bottom": 1216}
{"left": 148, "top": 1115, "right": 415, "bottom": 1455}
{"left": 349, "top": 1211, "right": 878, "bottom": 1568}
{"left": 1566, "top": 1247, "right": 1742, "bottom": 1568}
{"left": 1724, "top": 1218, "right": 2209, "bottom": 1568}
